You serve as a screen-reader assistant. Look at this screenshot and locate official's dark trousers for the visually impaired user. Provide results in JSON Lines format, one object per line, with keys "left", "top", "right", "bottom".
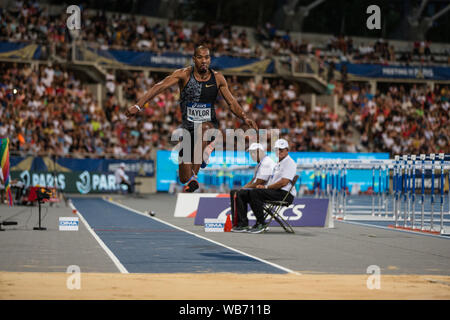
{"left": 230, "top": 188, "right": 253, "bottom": 227}
{"left": 248, "top": 189, "right": 294, "bottom": 225}
{"left": 120, "top": 181, "right": 133, "bottom": 194}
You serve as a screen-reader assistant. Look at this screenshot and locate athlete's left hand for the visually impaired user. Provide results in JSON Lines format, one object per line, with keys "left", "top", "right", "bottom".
{"left": 244, "top": 117, "right": 258, "bottom": 131}
{"left": 125, "top": 105, "right": 141, "bottom": 118}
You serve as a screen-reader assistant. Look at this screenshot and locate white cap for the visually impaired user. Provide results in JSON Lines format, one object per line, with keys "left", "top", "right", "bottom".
{"left": 274, "top": 139, "right": 289, "bottom": 150}
{"left": 120, "top": 163, "right": 126, "bottom": 168}
{"left": 248, "top": 143, "right": 265, "bottom": 151}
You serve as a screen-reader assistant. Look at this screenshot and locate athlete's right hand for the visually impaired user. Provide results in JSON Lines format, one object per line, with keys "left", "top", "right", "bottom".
{"left": 125, "top": 105, "right": 141, "bottom": 118}
{"left": 244, "top": 117, "right": 258, "bottom": 131}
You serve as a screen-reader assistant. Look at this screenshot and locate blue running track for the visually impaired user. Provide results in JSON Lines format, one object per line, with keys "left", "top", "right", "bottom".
{"left": 70, "top": 197, "right": 286, "bottom": 274}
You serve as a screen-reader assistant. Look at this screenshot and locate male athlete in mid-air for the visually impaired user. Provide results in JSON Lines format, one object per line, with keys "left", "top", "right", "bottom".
{"left": 126, "top": 45, "right": 258, "bottom": 192}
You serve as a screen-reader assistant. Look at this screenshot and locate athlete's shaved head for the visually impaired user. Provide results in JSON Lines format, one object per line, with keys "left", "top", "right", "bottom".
{"left": 194, "top": 45, "right": 210, "bottom": 57}
{"left": 193, "top": 45, "right": 211, "bottom": 74}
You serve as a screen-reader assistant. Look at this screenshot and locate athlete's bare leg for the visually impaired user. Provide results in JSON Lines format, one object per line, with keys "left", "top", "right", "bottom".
{"left": 192, "top": 122, "right": 216, "bottom": 176}
{"left": 179, "top": 122, "right": 216, "bottom": 184}
{"left": 179, "top": 163, "right": 194, "bottom": 184}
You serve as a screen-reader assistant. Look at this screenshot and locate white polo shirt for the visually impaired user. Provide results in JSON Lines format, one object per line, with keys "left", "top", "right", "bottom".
{"left": 251, "top": 155, "right": 276, "bottom": 184}
{"left": 115, "top": 167, "right": 128, "bottom": 184}
{"left": 267, "top": 155, "right": 297, "bottom": 196}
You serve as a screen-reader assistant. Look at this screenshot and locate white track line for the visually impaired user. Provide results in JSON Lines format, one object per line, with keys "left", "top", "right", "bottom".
{"left": 68, "top": 200, "right": 129, "bottom": 274}
{"left": 105, "top": 198, "right": 301, "bottom": 276}
{"left": 336, "top": 219, "right": 450, "bottom": 239}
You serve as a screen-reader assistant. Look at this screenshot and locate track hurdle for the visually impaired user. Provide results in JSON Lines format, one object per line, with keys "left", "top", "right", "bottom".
{"left": 296, "top": 156, "right": 449, "bottom": 235}
{"left": 201, "top": 155, "right": 449, "bottom": 235}
{"left": 389, "top": 153, "right": 449, "bottom": 235}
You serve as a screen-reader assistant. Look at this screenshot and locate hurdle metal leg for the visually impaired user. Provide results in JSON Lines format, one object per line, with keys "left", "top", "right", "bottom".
{"left": 384, "top": 166, "right": 389, "bottom": 218}
{"left": 395, "top": 156, "right": 402, "bottom": 227}
{"left": 371, "top": 167, "right": 375, "bottom": 217}
{"left": 439, "top": 154, "right": 445, "bottom": 234}
{"left": 343, "top": 162, "right": 347, "bottom": 220}
{"left": 404, "top": 159, "right": 410, "bottom": 228}
{"left": 420, "top": 155, "right": 425, "bottom": 231}
{"left": 330, "top": 168, "right": 334, "bottom": 218}
{"left": 430, "top": 154, "right": 435, "bottom": 232}
{"left": 446, "top": 164, "right": 450, "bottom": 235}
{"left": 393, "top": 161, "right": 397, "bottom": 221}
{"left": 411, "top": 156, "right": 416, "bottom": 230}
{"left": 378, "top": 166, "right": 382, "bottom": 217}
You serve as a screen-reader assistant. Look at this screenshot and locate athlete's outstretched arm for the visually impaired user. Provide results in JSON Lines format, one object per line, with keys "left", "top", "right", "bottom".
{"left": 216, "top": 73, "right": 258, "bottom": 131}
{"left": 125, "top": 68, "right": 186, "bottom": 117}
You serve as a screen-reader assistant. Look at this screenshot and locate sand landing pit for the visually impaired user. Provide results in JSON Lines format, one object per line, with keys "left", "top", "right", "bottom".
{"left": 1, "top": 272, "right": 449, "bottom": 300}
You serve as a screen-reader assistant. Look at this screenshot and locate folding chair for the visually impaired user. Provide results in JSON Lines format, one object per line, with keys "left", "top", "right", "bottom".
{"left": 262, "top": 175, "right": 298, "bottom": 233}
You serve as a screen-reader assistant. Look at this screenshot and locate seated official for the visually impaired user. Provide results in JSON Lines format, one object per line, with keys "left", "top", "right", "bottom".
{"left": 230, "top": 143, "right": 275, "bottom": 232}
{"left": 115, "top": 163, "right": 133, "bottom": 194}
{"left": 235, "top": 138, "right": 297, "bottom": 234}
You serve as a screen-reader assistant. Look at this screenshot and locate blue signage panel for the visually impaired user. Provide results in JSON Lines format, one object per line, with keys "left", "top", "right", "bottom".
{"left": 194, "top": 197, "right": 330, "bottom": 227}
{"left": 156, "top": 150, "right": 389, "bottom": 192}
{"left": 336, "top": 62, "right": 450, "bottom": 81}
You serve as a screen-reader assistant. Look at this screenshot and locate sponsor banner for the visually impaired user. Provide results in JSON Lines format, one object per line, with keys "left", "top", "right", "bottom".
{"left": 10, "top": 170, "right": 134, "bottom": 194}
{"left": 204, "top": 218, "right": 225, "bottom": 232}
{"left": 194, "top": 198, "right": 331, "bottom": 227}
{"left": 0, "top": 41, "right": 42, "bottom": 60}
{"left": 173, "top": 193, "right": 229, "bottom": 217}
{"left": 86, "top": 48, "right": 275, "bottom": 73}
{"left": 336, "top": 62, "right": 450, "bottom": 80}
{"left": 10, "top": 156, "right": 154, "bottom": 177}
{"left": 59, "top": 217, "right": 79, "bottom": 231}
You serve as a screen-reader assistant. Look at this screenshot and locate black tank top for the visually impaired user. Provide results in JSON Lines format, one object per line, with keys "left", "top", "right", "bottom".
{"left": 180, "top": 67, "right": 219, "bottom": 130}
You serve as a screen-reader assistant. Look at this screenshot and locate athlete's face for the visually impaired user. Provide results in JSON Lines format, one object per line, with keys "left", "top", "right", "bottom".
{"left": 193, "top": 49, "right": 211, "bottom": 74}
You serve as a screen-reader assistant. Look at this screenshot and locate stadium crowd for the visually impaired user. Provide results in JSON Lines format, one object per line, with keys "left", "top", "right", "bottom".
{"left": 0, "top": 61, "right": 356, "bottom": 159}
{"left": 1, "top": 2, "right": 448, "bottom": 159}
{"left": 96, "top": 69, "right": 360, "bottom": 154}
{"left": 0, "top": 1, "right": 261, "bottom": 58}
{"left": 338, "top": 82, "right": 449, "bottom": 155}
{"left": 81, "top": 16, "right": 261, "bottom": 58}
{"left": 0, "top": 61, "right": 152, "bottom": 159}
{"left": 2, "top": 1, "right": 447, "bottom": 66}
{"left": 1, "top": 60, "right": 448, "bottom": 160}
{"left": 256, "top": 23, "right": 448, "bottom": 66}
